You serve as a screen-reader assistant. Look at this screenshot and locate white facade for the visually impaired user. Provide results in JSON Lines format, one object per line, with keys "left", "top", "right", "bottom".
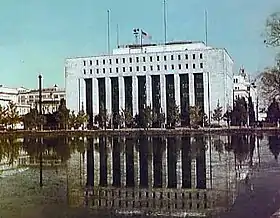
{"left": 233, "top": 68, "right": 261, "bottom": 121}
{"left": 0, "top": 85, "right": 65, "bottom": 116}
{"left": 65, "top": 41, "right": 234, "bottom": 123}
{"left": 17, "top": 85, "right": 66, "bottom": 114}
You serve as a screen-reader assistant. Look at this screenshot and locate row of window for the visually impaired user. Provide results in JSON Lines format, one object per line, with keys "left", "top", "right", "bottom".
{"left": 83, "top": 63, "right": 204, "bottom": 75}
{"left": 83, "top": 53, "right": 203, "bottom": 66}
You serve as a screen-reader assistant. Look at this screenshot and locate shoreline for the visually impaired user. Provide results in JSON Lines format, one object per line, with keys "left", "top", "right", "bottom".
{"left": 0, "top": 127, "right": 279, "bottom": 137}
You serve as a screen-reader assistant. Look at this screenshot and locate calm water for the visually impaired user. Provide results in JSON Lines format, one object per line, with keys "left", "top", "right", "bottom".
{"left": 0, "top": 134, "right": 278, "bottom": 218}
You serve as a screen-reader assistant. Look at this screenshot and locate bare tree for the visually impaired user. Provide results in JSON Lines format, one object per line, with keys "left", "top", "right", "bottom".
{"left": 264, "top": 12, "right": 280, "bottom": 47}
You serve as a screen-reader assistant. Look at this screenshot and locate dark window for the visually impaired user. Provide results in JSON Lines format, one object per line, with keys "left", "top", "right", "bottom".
{"left": 90, "top": 69, "right": 92, "bottom": 74}
{"left": 136, "top": 57, "right": 139, "bottom": 62}
{"left": 90, "top": 60, "right": 92, "bottom": 65}
{"left": 200, "top": 53, "right": 203, "bottom": 59}
{"left": 178, "top": 64, "right": 181, "bottom": 70}
{"left": 109, "top": 68, "right": 112, "bottom": 73}
{"left": 200, "top": 63, "right": 203, "bottom": 68}
{"left": 192, "top": 54, "right": 195, "bottom": 59}
{"left": 157, "top": 56, "right": 160, "bottom": 61}
{"left": 129, "top": 57, "right": 132, "bottom": 63}
{"left": 116, "top": 67, "right": 119, "bottom": 73}
{"left": 83, "top": 60, "right": 86, "bottom": 66}
{"left": 96, "top": 60, "right": 99, "bottom": 65}
{"left": 171, "top": 65, "right": 174, "bottom": 70}
{"left": 122, "top": 58, "right": 125, "bottom": 64}
{"left": 83, "top": 69, "right": 86, "bottom": 74}
{"left": 96, "top": 69, "right": 99, "bottom": 74}
{"left": 186, "top": 64, "right": 189, "bottom": 69}
{"left": 178, "top": 55, "right": 181, "bottom": 60}
{"left": 150, "top": 56, "right": 153, "bottom": 62}
{"left": 143, "top": 66, "right": 146, "bottom": 71}
{"left": 116, "top": 59, "right": 119, "bottom": 64}
{"left": 164, "top": 56, "right": 167, "bottom": 61}
{"left": 143, "top": 57, "right": 146, "bottom": 62}
{"left": 171, "top": 55, "right": 174, "bottom": 60}
{"left": 129, "top": 67, "right": 132, "bottom": 72}
{"left": 123, "top": 67, "right": 125, "bottom": 72}
{"left": 150, "top": 66, "right": 153, "bottom": 71}
{"left": 185, "top": 54, "right": 188, "bottom": 59}
{"left": 109, "top": 59, "right": 112, "bottom": 64}
{"left": 103, "top": 59, "right": 105, "bottom": 65}
{"left": 157, "top": 65, "right": 160, "bottom": 71}
{"left": 193, "top": 64, "right": 196, "bottom": 69}
{"left": 164, "top": 65, "right": 167, "bottom": 70}
{"left": 136, "top": 66, "right": 139, "bottom": 71}
{"left": 103, "top": 68, "right": 105, "bottom": 73}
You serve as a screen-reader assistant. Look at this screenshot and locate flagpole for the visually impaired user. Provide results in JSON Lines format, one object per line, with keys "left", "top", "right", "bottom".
{"left": 116, "top": 24, "right": 120, "bottom": 48}
{"left": 140, "top": 29, "right": 143, "bottom": 53}
{"left": 107, "top": 9, "right": 111, "bottom": 54}
{"left": 205, "top": 10, "right": 208, "bottom": 46}
{"left": 163, "top": 0, "right": 167, "bottom": 45}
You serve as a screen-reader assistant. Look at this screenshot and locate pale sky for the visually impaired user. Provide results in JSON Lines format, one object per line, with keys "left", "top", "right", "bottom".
{"left": 0, "top": 0, "right": 279, "bottom": 89}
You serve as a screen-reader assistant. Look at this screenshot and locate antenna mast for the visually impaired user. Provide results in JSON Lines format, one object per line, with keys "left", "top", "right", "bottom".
{"left": 205, "top": 10, "right": 208, "bottom": 46}
{"left": 163, "top": 0, "right": 167, "bottom": 44}
{"left": 107, "top": 10, "right": 111, "bottom": 54}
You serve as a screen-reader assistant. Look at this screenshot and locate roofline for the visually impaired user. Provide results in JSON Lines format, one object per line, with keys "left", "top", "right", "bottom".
{"left": 65, "top": 47, "right": 231, "bottom": 61}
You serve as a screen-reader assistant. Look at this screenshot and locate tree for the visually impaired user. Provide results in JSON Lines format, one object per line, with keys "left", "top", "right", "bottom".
{"left": 121, "top": 108, "right": 133, "bottom": 128}
{"left": 76, "top": 110, "right": 89, "bottom": 129}
{"left": 212, "top": 101, "right": 223, "bottom": 125}
{"left": 267, "top": 98, "right": 280, "bottom": 125}
{"left": 167, "top": 100, "right": 180, "bottom": 127}
{"left": 231, "top": 97, "right": 247, "bottom": 126}
{"left": 248, "top": 96, "right": 256, "bottom": 126}
{"left": 23, "top": 108, "right": 46, "bottom": 130}
{"left": 264, "top": 12, "right": 280, "bottom": 47}
{"left": 112, "top": 112, "right": 122, "bottom": 129}
{"left": 157, "top": 110, "right": 166, "bottom": 128}
{"left": 68, "top": 111, "right": 76, "bottom": 129}
{"left": 143, "top": 105, "right": 152, "bottom": 129}
{"left": 6, "top": 101, "right": 20, "bottom": 129}
{"left": 55, "top": 99, "right": 70, "bottom": 129}
{"left": 0, "top": 105, "right": 8, "bottom": 127}
{"left": 189, "top": 106, "right": 202, "bottom": 128}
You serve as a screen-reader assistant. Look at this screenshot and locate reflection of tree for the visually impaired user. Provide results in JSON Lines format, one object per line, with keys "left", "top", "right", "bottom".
{"left": 231, "top": 134, "right": 250, "bottom": 165}
{"left": 212, "top": 135, "right": 224, "bottom": 161}
{"left": 0, "top": 136, "right": 22, "bottom": 165}
{"left": 268, "top": 135, "right": 280, "bottom": 160}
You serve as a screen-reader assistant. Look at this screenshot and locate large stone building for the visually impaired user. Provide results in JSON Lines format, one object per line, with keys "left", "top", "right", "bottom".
{"left": 65, "top": 41, "right": 234, "bottom": 125}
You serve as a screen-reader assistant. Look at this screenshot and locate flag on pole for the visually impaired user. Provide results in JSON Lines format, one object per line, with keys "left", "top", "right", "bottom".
{"left": 141, "top": 30, "right": 152, "bottom": 39}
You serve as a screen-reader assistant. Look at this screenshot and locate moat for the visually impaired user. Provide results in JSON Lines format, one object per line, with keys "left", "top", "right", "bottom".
{"left": 0, "top": 133, "right": 279, "bottom": 217}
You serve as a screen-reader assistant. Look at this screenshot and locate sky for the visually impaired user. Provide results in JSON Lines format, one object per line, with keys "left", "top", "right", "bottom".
{"left": 0, "top": 0, "right": 279, "bottom": 89}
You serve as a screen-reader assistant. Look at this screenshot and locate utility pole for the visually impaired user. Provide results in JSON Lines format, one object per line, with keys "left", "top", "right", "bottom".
{"left": 38, "top": 74, "right": 43, "bottom": 187}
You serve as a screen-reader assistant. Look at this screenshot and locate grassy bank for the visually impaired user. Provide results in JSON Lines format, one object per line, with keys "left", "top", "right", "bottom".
{"left": 0, "top": 127, "right": 280, "bottom": 137}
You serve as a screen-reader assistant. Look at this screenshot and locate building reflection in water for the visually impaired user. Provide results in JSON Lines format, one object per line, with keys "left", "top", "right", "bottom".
{"left": 74, "top": 134, "right": 254, "bottom": 217}
{"left": 1, "top": 133, "right": 279, "bottom": 217}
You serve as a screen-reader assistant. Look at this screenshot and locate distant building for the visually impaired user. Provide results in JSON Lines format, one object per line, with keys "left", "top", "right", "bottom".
{"left": 17, "top": 85, "right": 65, "bottom": 115}
{"left": 233, "top": 68, "right": 262, "bottom": 121}
{"left": 65, "top": 41, "right": 234, "bottom": 126}
{"left": 0, "top": 84, "right": 65, "bottom": 116}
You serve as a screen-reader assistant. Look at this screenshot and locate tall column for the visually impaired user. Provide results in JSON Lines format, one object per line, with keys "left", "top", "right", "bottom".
{"left": 132, "top": 76, "right": 138, "bottom": 116}
{"left": 93, "top": 78, "right": 99, "bottom": 115}
{"left": 106, "top": 77, "right": 112, "bottom": 114}
{"left": 189, "top": 73, "right": 195, "bottom": 106}
{"left": 119, "top": 76, "right": 125, "bottom": 112}
{"left": 174, "top": 74, "right": 181, "bottom": 109}
{"left": 79, "top": 79, "right": 86, "bottom": 112}
{"left": 146, "top": 75, "right": 153, "bottom": 108}
{"left": 93, "top": 137, "right": 100, "bottom": 186}
{"left": 162, "top": 138, "right": 168, "bottom": 188}
{"left": 203, "top": 72, "right": 210, "bottom": 120}
{"left": 160, "top": 74, "right": 167, "bottom": 121}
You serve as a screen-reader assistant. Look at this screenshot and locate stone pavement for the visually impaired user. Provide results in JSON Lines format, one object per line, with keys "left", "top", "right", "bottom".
{"left": 219, "top": 161, "right": 280, "bottom": 218}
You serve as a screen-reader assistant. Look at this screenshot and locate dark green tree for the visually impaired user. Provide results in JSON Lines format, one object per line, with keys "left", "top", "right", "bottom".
{"left": 55, "top": 99, "right": 70, "bottom": 129}
{"left": 189, "top": 105, "right": 202, "bottom": 128}
{"left": 167, "top": 100, "right": 180, "bottom": 127}
{"left": 248, "top": 96, "right": 256, "bottom": 126}
{"left": 267, "top": 98, "right": 280, "bottom": 125}
{"left": 231, "top": 97, "right": 247, "bottom": 126}
{"left": 23, "top": 108, "right": 46, "bottom": 130}
{"left": 212, "top": 101, "right": 223, "bottom": 125}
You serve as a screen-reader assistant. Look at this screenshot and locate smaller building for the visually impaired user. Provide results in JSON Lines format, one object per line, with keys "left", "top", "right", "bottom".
{"left": 233, "top": 68, "right": 261, "bottom": 121}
